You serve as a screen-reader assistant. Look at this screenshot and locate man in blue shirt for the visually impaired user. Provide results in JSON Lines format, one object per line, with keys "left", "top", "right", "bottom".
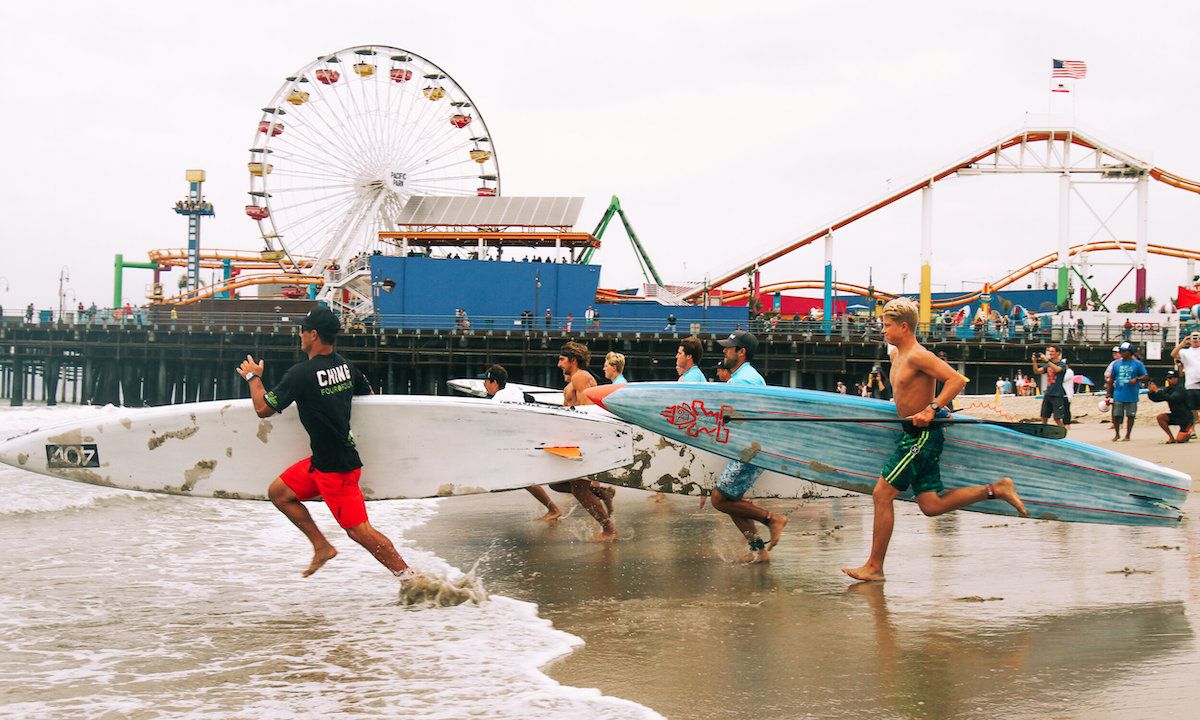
{"left": 1107, "top": 341, "right": 1148, "bottom": 441}
{"left": 709, "top": 331, "right": 787, "bottom": 562}
{"left": 675, "top": 336, "right": 707, "bottom": 383}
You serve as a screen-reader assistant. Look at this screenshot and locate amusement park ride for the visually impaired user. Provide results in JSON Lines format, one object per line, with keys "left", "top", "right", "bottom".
{"left": 125, "top": 45, "right": 1200, "bottom": 321}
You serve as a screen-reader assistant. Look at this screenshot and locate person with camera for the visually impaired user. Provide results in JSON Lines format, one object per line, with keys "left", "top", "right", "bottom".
{"left": 1032, "top": 346, "right": 1070, "bottom": 435}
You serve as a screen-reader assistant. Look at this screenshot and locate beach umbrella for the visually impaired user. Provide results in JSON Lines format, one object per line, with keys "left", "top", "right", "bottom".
{"left": 847, "top": 303, "right": 868, "bottom": 310}
{"left": 1073, "top": 375, "right": 1095, "bottom": 386}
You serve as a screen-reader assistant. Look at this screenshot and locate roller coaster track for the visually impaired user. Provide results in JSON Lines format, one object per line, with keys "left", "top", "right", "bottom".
{"left": 682, "top": 126, "right": 1200, "bottom": 302}
{"left": 149, "top": 248, "right": 314, "bottom": 272}
{"left": 718, "top": 240, "right": 1200, "bottom": 308}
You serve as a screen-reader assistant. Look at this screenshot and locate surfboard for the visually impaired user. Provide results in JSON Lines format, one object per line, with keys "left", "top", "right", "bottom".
{"left": 0, "top": 396, "right": 633, "bottom": 501}
{"left": 447, "top": 378, "right": 832, "bottom": 499}
{"left": 587, "top": 382, "right": 1191, "bottom": 527}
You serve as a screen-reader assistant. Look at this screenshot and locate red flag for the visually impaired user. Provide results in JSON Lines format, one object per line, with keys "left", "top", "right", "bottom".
{"left": 1177, "top": 285, "right": 1200, "bottom": 309}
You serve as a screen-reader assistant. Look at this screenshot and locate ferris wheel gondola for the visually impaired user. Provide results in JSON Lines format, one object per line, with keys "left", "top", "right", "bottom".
{"left": 246, "top": 45, "right": 501, "bottom": 281}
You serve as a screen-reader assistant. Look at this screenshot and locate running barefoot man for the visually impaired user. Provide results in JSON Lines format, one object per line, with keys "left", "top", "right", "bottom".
{"left": 709, "top": 331, "right": 788, "bottom": 563}
{"left": 548, "top": 341, "right": 617, "bottom": 540}
{"left": 842, "top": 298, "right": 1027, "bottom": 583}
{"left": 238, "top": 306, "right": 412, "bottom": 579}
{"left": 482, "top": 363, "right": 561, "bottom": 520}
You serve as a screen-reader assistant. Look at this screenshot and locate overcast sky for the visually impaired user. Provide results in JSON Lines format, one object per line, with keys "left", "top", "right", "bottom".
{"left": 2, "top": 0, "right": 1197, "bottom": 313}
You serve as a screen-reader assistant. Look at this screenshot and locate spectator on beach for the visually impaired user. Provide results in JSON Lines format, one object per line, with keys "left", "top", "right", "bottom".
{"left": 715, "top": 361, "right": 732, "bottom": 383}
{"left": 1147, "top": 370, "right": 1194, "bottom": 444}
{"left": 1032, "top": 346, "right": 1070, "bottom": 434}
{"left": 1107, "top": 342, "right": 1148, "bottom": 442}
{"left": 1169, "top": 332, "right": 1200, "bottom": 436}
{"left": 836, "top": 381, "right": 847, "bottom": 394}
{"left": 866, "top": 365, "right": 886, "bottom": 399}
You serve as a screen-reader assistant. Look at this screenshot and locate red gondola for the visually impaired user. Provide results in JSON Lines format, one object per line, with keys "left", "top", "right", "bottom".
{"left": 314, "top": 69, "right": 341, "bottom": 85}
{"left": 245, "top": 205, "right": 270, "bottom": 220}
{"left": 450, "top": 114, "right": 473, "bottom": 129}
{"left": 390, "top": 68, "right": 412, "bottom": 83}
{"left": 257, "top": 121, "right": 284, "bottom": 137}
{"left": 476, "top": 187, "right": 497, "bottom": 197}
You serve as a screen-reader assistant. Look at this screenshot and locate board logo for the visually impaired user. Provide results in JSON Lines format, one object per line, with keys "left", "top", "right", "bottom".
{"left": 660, "top": 400, "right": 732, "bottom": 444}
{"left": 45, "top": 444, "right": 100, "bottom": 469}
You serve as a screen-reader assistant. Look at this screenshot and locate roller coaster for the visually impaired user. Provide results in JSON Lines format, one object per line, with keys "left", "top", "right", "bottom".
{"left": 682, "top": 126, "right": 1200, "bottom": 312}
{"left": 718, "top": 240, "right": 1200, "bottom": 309}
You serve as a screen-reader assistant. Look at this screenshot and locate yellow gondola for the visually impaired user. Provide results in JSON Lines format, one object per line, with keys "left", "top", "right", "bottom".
{"left": 353, "top": 62, "right": 376, "bottom": 78}
{"left": 286, "top": 90, "right": 310, "bottom": 105}
{"left": 422, "top": 86, "right": 446, "bottom": 101}
{"left": 248, "top": 162, "right": 273, "bottom": 177}
{"left": 469, "top": 149, "right": 491, "bottom": 163}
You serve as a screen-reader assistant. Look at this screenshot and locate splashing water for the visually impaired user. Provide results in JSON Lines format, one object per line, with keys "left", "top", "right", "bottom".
{"left": 397, "top": 563, "right": 489, "bottom": 607}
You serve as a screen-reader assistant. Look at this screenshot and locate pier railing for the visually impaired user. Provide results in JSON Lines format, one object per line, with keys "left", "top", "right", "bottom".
{"left": 0, "top": 311, "right": 1181, "bottom": 345}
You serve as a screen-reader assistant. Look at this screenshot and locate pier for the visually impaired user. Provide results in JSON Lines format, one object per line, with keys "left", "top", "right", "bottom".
{"left": 0, "top": 316, "right": 1175, "bottom": 408}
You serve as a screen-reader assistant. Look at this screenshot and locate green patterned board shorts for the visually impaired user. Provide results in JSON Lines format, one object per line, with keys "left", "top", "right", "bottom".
{"left": 882, "top": 426, "right": 945, "bottom": 496}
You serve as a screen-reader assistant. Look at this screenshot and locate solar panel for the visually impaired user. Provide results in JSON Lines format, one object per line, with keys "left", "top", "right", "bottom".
{"left": 396, "top": 196, "right": 584, "bottom": 227}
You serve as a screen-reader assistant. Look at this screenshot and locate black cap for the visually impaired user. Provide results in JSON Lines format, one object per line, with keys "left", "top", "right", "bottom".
{"left": 478, "top": 364, "right": 508, "bottom": 384}
{"left": 300, "top": 306, "right": 340, "bottom": 337}
{"left": 717, "top": 330, "right": 758, "bottom": 352}
{"left": 1165, "top": 369, "right": 1179, "bottom": 378}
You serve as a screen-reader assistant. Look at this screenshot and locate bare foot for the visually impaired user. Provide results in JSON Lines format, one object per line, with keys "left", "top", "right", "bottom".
{"left": 766, "top": 513, "right": 789, "bottom": 549}
{"left": 601, "top": 486, "right": 616, "bottom": 515}
{"left": 739, "top": 548, "right": 769, "bottom": 564}
{"left": 991, "top": 477, "right": 1028, "bottom": 517}
{"left": 540, "top": 505, "right": 562, "bottom": 521}
{"left": 1122, "top": 436, "right": 1131, "bottom": 442}
{"left": 302, "top": 545, "right": 338, "bottom": 577}
{"left": 841, "top": 564, "right": 885, "bottom": 582}
{"left": 593, "top": 526, "right": 619, "bottom": 542}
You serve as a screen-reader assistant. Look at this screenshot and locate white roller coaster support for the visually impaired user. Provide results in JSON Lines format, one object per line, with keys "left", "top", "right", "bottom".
{"left": 1136, "top": 174, "right": 1149, "bottom": 267}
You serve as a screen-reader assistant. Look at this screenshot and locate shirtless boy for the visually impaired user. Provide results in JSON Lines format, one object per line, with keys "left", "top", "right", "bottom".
{"left": 549, "top": 341, "right": 617, "bottom": 540}
{"left": 842, "top": 298, "right": 1026, "bottom": 582}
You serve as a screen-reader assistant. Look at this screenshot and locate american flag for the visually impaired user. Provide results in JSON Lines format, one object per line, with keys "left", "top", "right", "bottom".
{"left": 1052, "top": 59, "right": 1087, "bottom": 79}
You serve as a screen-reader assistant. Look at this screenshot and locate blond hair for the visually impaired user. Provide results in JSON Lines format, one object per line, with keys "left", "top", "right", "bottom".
{"left": 881, "top": 297, "right": 919, "bottom": 331}
{"left": 604, "top": 351, "right": 626, "bottom": 373}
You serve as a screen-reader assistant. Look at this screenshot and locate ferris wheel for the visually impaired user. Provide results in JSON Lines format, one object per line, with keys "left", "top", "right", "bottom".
{"left": 246, "top": 45, "right": 501, "bottom": 274}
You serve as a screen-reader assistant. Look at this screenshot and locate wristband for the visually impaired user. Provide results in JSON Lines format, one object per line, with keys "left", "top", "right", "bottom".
{"left": 244, "top": 372, "right": 257, "bottom": 382}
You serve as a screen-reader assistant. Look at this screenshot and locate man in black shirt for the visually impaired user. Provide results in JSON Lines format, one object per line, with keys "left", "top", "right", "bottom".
{"left": 237, "top": 306, "right": 411, "bottom": 578}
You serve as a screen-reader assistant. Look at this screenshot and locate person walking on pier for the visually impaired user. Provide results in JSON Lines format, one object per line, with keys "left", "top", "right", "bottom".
{"left": 550, "top": 341, "right": 617, "bottom": 540}
{"left": 237, "top": 306, "right": 412, "bottom": 579}
{"left": 708, "top": 331, "right": 788, "bottom": 563}
{"left": 482, "top": 363, "right": 561, "bottom": 520}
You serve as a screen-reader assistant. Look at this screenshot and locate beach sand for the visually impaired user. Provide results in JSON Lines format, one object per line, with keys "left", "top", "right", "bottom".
{"left": 407, "top": 403, "right": 1200, "bottom": 719}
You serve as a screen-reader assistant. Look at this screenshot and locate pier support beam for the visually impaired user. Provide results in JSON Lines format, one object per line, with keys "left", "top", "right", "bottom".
{"left": 919, "top": 183, "right": 933, "bottom": 329}
{"left": 1136, "top": 174, "right": 1149, "bottom": 309}
{"left": 1057, "top": 173, "right": 1071, "bottom": 308}
{"left": 9, "top": 357, "right": 22, "bottom": 407}
{"left": 822, "top": 233, "right": 834, "bottom": 336}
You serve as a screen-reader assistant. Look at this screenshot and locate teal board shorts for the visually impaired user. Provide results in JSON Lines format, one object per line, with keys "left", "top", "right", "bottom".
{"left": 882, "top": 425, "right": 945, "bottom": 496}
{"left": 716, "top": 460, "right": 764, "bottom": 500}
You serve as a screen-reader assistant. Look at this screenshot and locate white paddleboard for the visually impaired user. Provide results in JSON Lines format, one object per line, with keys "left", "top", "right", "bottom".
{"left": 0, "top": 396, "right": 633, "bottom": 500}
{"left": 448, "top": 378, "right": 827, "bottom": 499}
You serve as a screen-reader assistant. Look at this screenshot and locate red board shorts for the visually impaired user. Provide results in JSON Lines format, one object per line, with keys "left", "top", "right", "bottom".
{"left": 279, "top": 457, "right": 368, "bottom": 529}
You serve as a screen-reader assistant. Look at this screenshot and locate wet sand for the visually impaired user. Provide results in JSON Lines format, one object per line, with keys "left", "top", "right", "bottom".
{"left": 408, "top": 418, "right": 1200, "bottom": 719}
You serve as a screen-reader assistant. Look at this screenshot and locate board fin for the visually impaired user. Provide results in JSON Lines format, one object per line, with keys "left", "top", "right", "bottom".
{"left": 542, "top": 446, "right": 583, "bottom": 460}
